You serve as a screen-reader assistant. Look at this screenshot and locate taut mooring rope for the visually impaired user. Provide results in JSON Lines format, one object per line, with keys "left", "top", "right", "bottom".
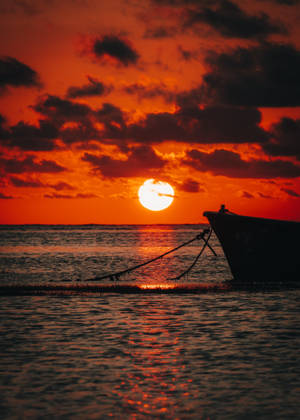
{"left": 83, "top": 228, "right": 216, "bottom": 282}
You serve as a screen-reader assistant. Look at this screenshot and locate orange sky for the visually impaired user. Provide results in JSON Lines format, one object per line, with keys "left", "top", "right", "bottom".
{"left": 1, "top": 0, "right": 300, "bottom": 224}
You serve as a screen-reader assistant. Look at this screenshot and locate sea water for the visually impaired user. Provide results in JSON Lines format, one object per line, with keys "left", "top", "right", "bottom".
{"left": 0, "top": 225, "right": 299, "bottom": 419}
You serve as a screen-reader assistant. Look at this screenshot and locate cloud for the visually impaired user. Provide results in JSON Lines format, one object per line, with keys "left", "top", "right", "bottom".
{"left": 0, "top": 156, "right": 67, "bottom": 174}
{"left": 60, "top": 121, "right": 100, "bottom": 145}
{"left": 240, "top": 191, "right": 254, "bottom": 199}
{"left": 280, "top": 187, "right": 300, "bottom": 197}
{"left": 143, "top": 26, "right": 177, "bottom": 39}
{"left": 92, "top": 35, "right": 139, "bottom": 66}
{"left": 185, "top": 0, "right": 285, "bottom": 39}
{"left": 10, "top": 176, "right": 45, "bottom": 187}
{"left": 50, "top": 181, "right": 75, "bottom": 191}
{"left": 0, "top": 0, "right": 41, "bottom": 15}
{"left": 82, "top": 145, "right": 166, "bottom": 178}
{"left": 177, "top": 178, "right": 204, "bottom": 193}
{"left": 258, "top": 192, "right": 275, "bottom": 199}
{"left": 5, "top": 91, "right": 267, "bottom": 151}
{"left": 33, "top": 95, "right": 92, "bottom": 124}
{"left": 0, "top": 56, "right": 41, "bottom": 92}
{"left": 177, "top": 46, "right": 198, "bottom": 61}
{"left": 122, "top": 82, "right": 175, "bottom": 102}
{"left": 0, "top": 191, "right": 14, "bottom": 199}
{"left": 201, "top": 43, "right": 300, "bottom": 107}
{"left": 126, "top": 105, "right": 268, "bottom": 144}
{"left": 4, "top": 120, "right": 58, "bottom": 151}
{"left": 0, "top": 113, "right": 9, "bottom": 139}
{"left": 267, "top": 0, "right": 299, "bottom": 4}
{"left": 262, "top": 117, "right": 300, "bottom": 160}
{"left": 44, "top": 192, "right": 97, "bottom": 199}
{"left": 66, "top": 76, "right": 112, "bottom": 99}
{"left": 9, "top": 177, "right": 76, "bottom": 191}
{"left": 96, "top": 103, "right": 126, "bottom": 128}
{"left": 183, "top": 148, "right": 300, "bottom": 178}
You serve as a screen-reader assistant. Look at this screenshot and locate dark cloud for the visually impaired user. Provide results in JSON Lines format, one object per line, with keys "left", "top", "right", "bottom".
{"left": 0, "top": 56, "right": 41, "bottom": 92}
{"left": 0, "top": 113, "right": 6, "bottom": 125}
{"left": 143, "top": 26, "right": 177, "bottom": 39}
{"left": 44, "top": 192, "right": 97, "bottom": 199}
{"left": 10, "top": 176, "right": 45, "bottom": 187}
{"left": 178, "top": 178, "right": 204, "bottom": 192}
{"left": 258, "top": 192, "right": 275, "bottom": 199}
{"left": 185, "top": 0, "right": 285, "bottom": 39}
{"left": 281, "top": 187, "right": 300, "bottom": 197}
{"left": 240, "top": 191, "right": 254, "bottom": 199}
{"left": 33, "top": 95, "right": 91, "bottom": 124}
{"left": 151, "top": 0, "right": 218, "bottom": 6}
{"left": 95, "top": 103, "right": 127, "bottom": 144}
{"left": 268, "top": 0, "right": 299, "bottom": 4}
{"left": 0, "top": 192, "right": 14, "bottom": 199}
{"left": 123, "top": 83, "right": 175, "bottom": 102}
{"left": 5, "top": 120, "right": 58, "bottom": 151}
{"left": 82, "top": 145, "right": 166, "bottom": 178}
{"left": 0, "top": 1, "right": 41, "bottom": 15}
{"left": 0, "top": 156, "right": 66, "bottom": 174}
{"left": 126, "top": 105, "right": 268, "bottom": 144}
{"left": 0, "top": 113, "right": 9, "bottom": 139}
{"left": 184, "top": 148, "right": 300, "bottom": 178}
{"left": 5, "top": 91, "right": 267, "bottom": 151}
{"left": 60, "top": 121, "right": 100, "bottom": 145}
{"left": 202, "top": 43, "right": 300, "bottom": 107}
{"left": 66, "top": 76, "right": 111, "bottom": 99}
{"left": 177, "top": 46, "right": 198, "bottom": 61}
{"left": 93, "top": 35, "right": 139, "bottom": 66}
{"left": 262, "top": 117, "right": 300, "bottom": 160}
{"left": 50, "top": 181, "right": 75, "bottom": 191}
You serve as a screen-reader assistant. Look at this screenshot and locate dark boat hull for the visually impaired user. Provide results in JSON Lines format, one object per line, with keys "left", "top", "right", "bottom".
{"left": 203, "top": 210, "right": 300, "bottom": 285}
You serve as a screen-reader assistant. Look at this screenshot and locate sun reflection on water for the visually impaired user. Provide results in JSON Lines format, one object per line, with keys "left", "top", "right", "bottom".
{"left": 139, "top": 284, "right": 175, "bottom": 290}
{"left": 109, "top": 297, "right": 201, "bottom": 419}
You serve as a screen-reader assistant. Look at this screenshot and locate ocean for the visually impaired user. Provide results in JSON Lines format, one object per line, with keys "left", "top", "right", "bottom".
{"left": 0, "top": 224, "right": 299, "bottom": 419}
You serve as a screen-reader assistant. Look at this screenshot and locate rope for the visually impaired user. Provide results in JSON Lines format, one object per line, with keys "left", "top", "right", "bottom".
{"left": 170, "top": 228, "right": 214, "bottom": 281}
{"left": 84, "top": 228, "right": 215, "bottom": 282}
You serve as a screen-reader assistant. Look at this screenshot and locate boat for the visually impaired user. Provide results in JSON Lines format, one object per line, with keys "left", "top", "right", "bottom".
{"left": 203, "top": 205, "right": 300, "bottom": 286}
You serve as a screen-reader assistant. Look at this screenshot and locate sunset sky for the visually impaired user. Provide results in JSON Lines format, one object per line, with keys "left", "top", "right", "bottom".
{"left": 1, "top": 0, "right": 300, "bottom": 224}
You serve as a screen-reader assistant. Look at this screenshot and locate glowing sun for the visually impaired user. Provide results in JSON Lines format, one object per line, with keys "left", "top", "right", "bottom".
{"left": 138, "top": 179, "right": 174, "bottom": 211}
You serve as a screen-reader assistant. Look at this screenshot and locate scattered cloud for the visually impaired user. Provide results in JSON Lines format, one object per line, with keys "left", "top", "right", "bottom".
{"left": 44, "top": 192, "right": 97, "bottom": 199}
{"left": 240, "top": 190, "right": 254, "bottom": 199}
{"left": 0, "top": 56, "right": 41, "bottom": 93}
{"left": 177, "top": 178, "right": 204, "bottom": 193}
{"left": 4, "top": 120, "right": 58, "bottom": 151}
{"left": 0, "top": 191, "right": 14, "bottom": 199}
{"left": 258, "top": 192, "right": 275, "bottom": 199}
{"left": 66, "top": 76, "right": 112, "bottom": 99}
{"left": 202, "top": 43, "right": 300, "bottom": 107}
{"left": 92, "top": 35, "right": 140, "bottom": 66}
{"left": 33, "top": 95, "right": 92, "bottom": 125}
{"left": 143, "top": 25, "right": 177, "bottom": 39}
{"left": 281, "top": 187, "right": 300, "bottom": 197}
{"left": 262, "top": 117, "right": 300, "bottom": 160}
{"left": 183, "top": 148, "right": 300, "bottom": 178}
{"left": 50, "top": 181, "right": 75, "bottom": 191}
{"left": 82, "top": 145, "right": 166, "bottom": 178}
{"left": 185, "top": 0, "right": 285, "bottom": 39}
{"left": 10, "top": 176, "right": 45, "bottom": 187}
{"left": 267, "top": 0, "right": 299, "bottom": 4}
{"left": 125, "top": 105, "right": 268, "bottom": 144}
{"left": 0, "top": 156, "right": 67, "bottom": 174}
{"left": 122, "top": 82, "right": 175, "bottom": 102}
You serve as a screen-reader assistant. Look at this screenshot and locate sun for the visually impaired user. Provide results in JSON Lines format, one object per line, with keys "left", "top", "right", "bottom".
{"left": 138, "top": 179, "right": 174, "bottom": 211}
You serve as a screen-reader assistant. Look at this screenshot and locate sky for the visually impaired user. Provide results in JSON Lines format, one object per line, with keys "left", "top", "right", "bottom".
{"left": 1, "top": 0, "right": 300, "bottom": 224}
